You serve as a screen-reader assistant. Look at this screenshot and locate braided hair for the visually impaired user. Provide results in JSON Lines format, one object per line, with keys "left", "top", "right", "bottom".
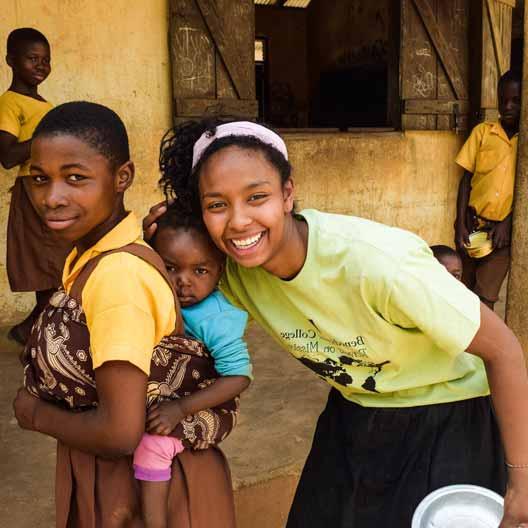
{"left": 158, "top": 118, "right": 292, "bottom": 219}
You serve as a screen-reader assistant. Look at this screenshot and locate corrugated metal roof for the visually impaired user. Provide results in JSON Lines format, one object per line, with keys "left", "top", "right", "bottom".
{"left": 255, "top": 0, "right": 312, "bottom": 7}
{"left": 283, "top": 0, "right": 312, "bottom": 7}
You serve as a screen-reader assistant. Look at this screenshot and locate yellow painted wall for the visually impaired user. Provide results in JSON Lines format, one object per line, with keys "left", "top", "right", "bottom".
{"left": 286, "top": 130, "right": 464, "bottom": 245}
{"left": 0, "top": 0, "right": 172, "bottom": 324}
{"left": 0, "top": 2, "right": 464, "bottom": 325}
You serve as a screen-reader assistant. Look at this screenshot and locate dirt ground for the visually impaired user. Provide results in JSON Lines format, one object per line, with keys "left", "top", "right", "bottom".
{"left": 0, "top": 323, "right": 329, "bottom": 527}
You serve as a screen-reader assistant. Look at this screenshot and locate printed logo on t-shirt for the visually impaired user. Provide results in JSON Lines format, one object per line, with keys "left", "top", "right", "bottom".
{"left": 279, "top": 320, "right": 390, "bottom": 393}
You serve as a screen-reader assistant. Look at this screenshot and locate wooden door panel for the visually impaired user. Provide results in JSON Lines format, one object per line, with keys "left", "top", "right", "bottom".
{"left": 170, "top": 0, "right": 257, "bottom": 121}
{"left": 481, "top": 0, "right": 514, "bottom": 121}
{"left": 401, "top": 0, "right": 470, "bottom": 130}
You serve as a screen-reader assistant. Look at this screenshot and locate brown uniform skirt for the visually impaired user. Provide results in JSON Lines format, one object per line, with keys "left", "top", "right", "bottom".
{"left": 24, "top": 244, "right": 238, "bottom": 527}
{"left": 7, "top": 176, "right": 71, "bottom": 292}
{"left": 56, "top": 442, "right": 236, "bottom": 528}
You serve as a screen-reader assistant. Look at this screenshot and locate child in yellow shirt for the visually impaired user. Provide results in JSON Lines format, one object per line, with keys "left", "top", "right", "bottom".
{"left": 0, "top": 28, "right": 70, "bottom": 345}
{"left": 454, "top": 69, "right": 521, "bottom": 310}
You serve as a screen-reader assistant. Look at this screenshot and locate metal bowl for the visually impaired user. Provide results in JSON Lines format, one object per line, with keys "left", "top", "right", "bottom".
{"left": 465, "top": 231, "right": 493, "bottom": 259}
{"left": 412, "top": 485, "right": 504, "bottom": 528}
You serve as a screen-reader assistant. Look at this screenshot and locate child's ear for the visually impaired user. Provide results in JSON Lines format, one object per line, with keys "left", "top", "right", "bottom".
{"left": 282, "top": 177, "right": 295, "bottom": 214}
{"left": 6, "top": 54, "right": 13, "bottom": 68}
{"left": 115, "top": 160, "right": 135, "bottom": 193}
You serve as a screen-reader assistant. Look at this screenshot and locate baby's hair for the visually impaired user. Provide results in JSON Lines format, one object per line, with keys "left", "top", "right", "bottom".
{"left": 152, "top": 203, "right": 208, "bottom": 242}
{"left": 33, "top": 101, "right": 130, "bottom": 169}
{"left": 7, "top": 28, "right": 49, "bottom": 55}
{"left": 151, "top": 203, "right": 225, "bottom": 264}
{"left": 159, "top": 118, "right": 292, "bottom": 218}
{"left": 499, "top": 69, "right": 522, "bottom": 91}
{"left": 430, "top": 245, "right": 460, "bottom": 262}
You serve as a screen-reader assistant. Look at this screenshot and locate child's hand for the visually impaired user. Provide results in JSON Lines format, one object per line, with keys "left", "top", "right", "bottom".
{"left": 146, "top": 400, "right": 186, "bottom": 436}
{"left": 13, "top": 387, "right": 40, "bottom": 431}
{"left": 455, "top": 219, "right": 471, "bottom": 250}
{"left": 489, "top": 215, "right": 512, "bottom": 249}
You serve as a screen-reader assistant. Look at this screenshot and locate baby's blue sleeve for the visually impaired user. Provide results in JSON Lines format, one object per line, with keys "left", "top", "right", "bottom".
{"left": 184, "top": 295, "right": 252, "bottom": 378}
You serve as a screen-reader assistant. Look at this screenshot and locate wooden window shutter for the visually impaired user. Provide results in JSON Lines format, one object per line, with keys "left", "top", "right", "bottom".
{"left": 169, "top": 0, "right": 258, "bottom": 123}
{"left": 400, "top": 0, "right": 470, "bottom": 131}
{"left": 480, "top": 0, "right": 515, "bottom": 121}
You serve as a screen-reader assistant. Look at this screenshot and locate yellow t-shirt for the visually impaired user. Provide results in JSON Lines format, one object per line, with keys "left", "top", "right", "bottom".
{"left": 455, "top": 121, "right": 518, "bottom": 222}
{"left": 221, "top": 209, "right": 488, "bottom": 408}
{"left": 62, "top": 212, "right": 176, "bottom": 375}
{"left": 0, "top": 90, "right": 53, "bottom": 176}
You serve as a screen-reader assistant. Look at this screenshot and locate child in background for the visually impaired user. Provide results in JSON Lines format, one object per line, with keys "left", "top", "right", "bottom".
{"left": 0, "top": 28, "right": 70, "bottom": 344}
{"left": 454, "top": 69, "right": 521, "bottom": 310}
{"left": 430, "top": 245, "right": 463, "bottom": 281}
{"left": 134, "top": 205, "right": 251, "bottom": 528}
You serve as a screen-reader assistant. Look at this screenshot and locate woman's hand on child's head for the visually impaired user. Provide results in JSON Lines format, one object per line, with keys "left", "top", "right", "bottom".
{"left": 142, "top": 200, "right": 174, "bottom": 242}
{"left": 146, "top": 400, "right": 185, "bottom": 436}
{"left": 13, "top": 387, "right": 39, "bottom": 431}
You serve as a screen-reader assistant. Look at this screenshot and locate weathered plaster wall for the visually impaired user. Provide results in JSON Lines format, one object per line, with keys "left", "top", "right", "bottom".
{"left": 285, "top": 130, "right": 464, "bottom": 245}
{"left": 0, "top": 0, "right": 172, "bottom": 324}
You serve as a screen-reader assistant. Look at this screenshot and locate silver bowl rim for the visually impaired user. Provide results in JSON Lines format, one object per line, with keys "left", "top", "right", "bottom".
{"left": 412, "top": 484, "right": 504, "bottom": 528}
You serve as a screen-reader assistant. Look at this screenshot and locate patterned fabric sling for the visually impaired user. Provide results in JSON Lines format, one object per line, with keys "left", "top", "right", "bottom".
{"left": 23, "top": 242, "right": 239, "bottom": 449}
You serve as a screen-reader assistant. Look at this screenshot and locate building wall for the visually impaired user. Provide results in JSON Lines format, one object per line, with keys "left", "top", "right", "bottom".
{"left": 0, "top": 0, "right": 172, "bottom": 324}
{"left": 286, "top": 130, "right": 463, "bottom": 245}
{"left": 0, "top": 2, "right": 463, "bottom": 325}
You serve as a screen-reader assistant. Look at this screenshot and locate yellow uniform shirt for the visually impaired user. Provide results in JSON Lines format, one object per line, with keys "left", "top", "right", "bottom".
{"left": 0, "top": 90, "right": 53, "bottom": 176}
{"left": 62, "top": 212, "right": 176, "bottom": 375}
{"left": 455, "top": 122, "right": 518, "bottom": 222}
{"left": 222, "top": 210, "right": 487, "bottom": 408}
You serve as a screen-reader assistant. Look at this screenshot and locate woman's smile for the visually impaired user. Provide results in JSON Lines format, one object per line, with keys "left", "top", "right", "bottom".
{"left": 228, "top": 230, "right": 266, "bottom": 255}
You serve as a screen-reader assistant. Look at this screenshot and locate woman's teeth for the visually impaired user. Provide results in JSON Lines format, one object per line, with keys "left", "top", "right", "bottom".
{"left": 231, "top": 232, "right": 263, "bottom": 249}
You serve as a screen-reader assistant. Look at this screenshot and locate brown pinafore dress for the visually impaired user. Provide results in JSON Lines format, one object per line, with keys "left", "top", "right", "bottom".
{"left": 23, "top": 243, "right": 237, "bottom": 527}
{"left": 7, "top": 177, "right": 72, "bottom": 292}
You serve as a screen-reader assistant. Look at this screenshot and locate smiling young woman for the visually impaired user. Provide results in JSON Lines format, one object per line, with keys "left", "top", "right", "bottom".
{"left": 143, "top": 118, "right": 528, "bottom": 527}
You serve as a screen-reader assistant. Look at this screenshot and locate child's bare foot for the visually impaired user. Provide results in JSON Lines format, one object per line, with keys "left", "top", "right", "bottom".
{"left": 146, "top": 400, "right": 185, "bottom": 435}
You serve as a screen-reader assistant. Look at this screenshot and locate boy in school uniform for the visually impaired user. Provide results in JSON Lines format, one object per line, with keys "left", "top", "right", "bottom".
{"left": 0, "top": 28, "right": 70, "bottom": 344}
{"left": 454, "top": 69, "right": 521, "bottom": 310}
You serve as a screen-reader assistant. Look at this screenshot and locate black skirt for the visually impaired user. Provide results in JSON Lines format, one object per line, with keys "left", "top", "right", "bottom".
{"left": 287, "top": 389, "right": 506, "bottom": 528}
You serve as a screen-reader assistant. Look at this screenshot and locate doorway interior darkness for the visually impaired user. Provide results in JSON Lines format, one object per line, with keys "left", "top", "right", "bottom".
{"left": 254, "top": 0, "right": 399, "bottom": 129}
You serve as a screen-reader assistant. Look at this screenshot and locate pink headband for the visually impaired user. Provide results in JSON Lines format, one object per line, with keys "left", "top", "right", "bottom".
{"left": 191, "top": 121, "right": 288, "bottom": 170}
